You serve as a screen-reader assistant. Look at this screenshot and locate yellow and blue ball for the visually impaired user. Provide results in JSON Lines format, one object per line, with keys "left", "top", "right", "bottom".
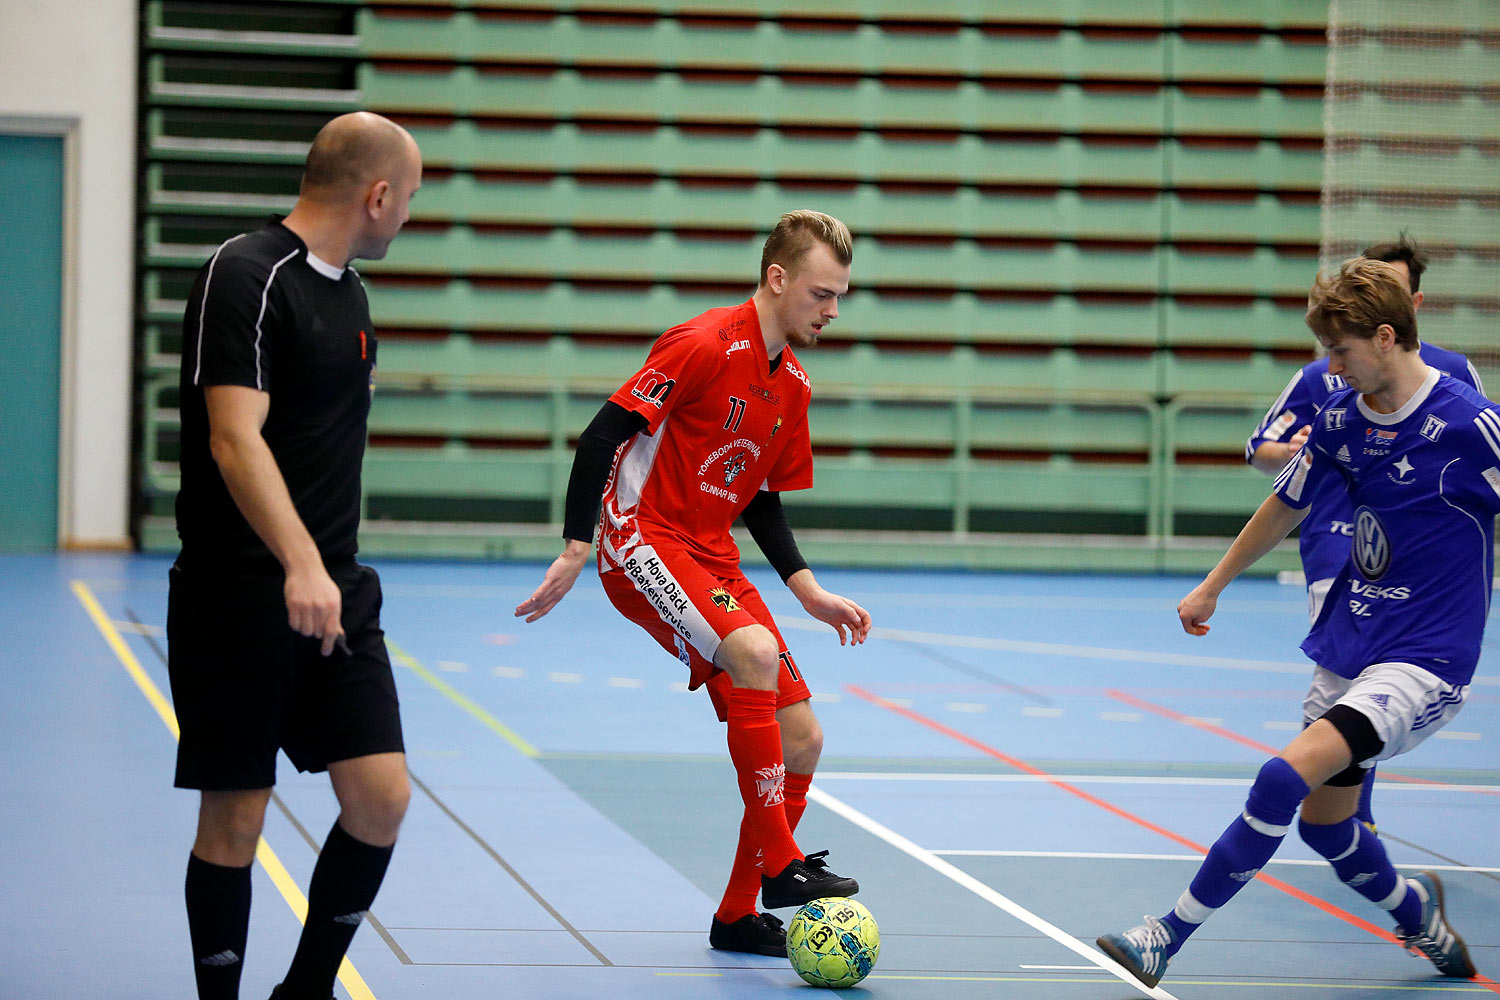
{"left": 786, "top": 897, "right": 880, "bottom": 988}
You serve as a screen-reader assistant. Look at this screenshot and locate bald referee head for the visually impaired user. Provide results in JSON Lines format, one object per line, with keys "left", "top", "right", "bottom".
{"left": 283, "top": 111, "right": 423, "bottom": 266}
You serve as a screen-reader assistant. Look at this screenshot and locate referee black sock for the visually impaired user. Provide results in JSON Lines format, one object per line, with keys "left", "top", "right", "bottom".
{"left": 185, "top": 853, "right": 252, "bottom": 1000}
{"left": 278, "top": 822, "right": 394, "bottom": 1000}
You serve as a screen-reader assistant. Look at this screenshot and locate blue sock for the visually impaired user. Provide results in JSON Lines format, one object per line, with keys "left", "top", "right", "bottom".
{"left": 1298, "top": 816, "right": 1420, "bottom": 932}
{"left": 1357, "top": 767, "right": 1377, "bottom": 827}
{"left": 1160, "top": 758, "right": 1309, "bottom": 953}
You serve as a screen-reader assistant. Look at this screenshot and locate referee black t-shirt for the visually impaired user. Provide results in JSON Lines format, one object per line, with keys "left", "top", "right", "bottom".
{"left": 176, "top": 219, "right": 376, "bottom": 570}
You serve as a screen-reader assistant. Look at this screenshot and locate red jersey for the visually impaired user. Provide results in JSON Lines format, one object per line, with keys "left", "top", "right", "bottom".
{"left": 599, "top": 298, "right": 815, "bottom": 577}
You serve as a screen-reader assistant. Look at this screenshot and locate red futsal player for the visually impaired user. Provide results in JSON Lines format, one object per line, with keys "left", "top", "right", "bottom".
{"left": 517, "top": 210, "right": 871, "bottom": 956}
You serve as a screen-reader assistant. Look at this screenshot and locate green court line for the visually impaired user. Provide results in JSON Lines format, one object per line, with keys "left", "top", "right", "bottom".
{"left": 386, "top": 637, "right": 540, "bottom": 758}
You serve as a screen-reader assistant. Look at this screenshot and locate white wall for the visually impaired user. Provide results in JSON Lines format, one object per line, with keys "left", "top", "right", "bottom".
{"left": 0, "top": 0, "right": 138, "bottom": 547}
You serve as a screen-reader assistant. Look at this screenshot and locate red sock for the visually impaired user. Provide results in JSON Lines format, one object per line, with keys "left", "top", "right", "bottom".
{"left": 784, "top": 770, "right": 811, "bottom": 831}
{"left": 716, "top": 771, "right": 814, "bottom": 923}
{"left": 724, "top": 688, "right": 800, "bottom": 881}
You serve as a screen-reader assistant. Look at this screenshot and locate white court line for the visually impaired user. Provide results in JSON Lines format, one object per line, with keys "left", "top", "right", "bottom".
{"left": 808, "top": 785, "right": 1180, "bottom": 1000}
{"left": 776, "top": 615, "right": 1500, "bottom": 686}
{"left": 815, "top": 772, "right": 1500, "bottom": 793}
{"left": 928, "top": 849, "right": 1500, "bottom": 874}
{"left": 777, "top": 617, "right": 1313, "bottom": 675}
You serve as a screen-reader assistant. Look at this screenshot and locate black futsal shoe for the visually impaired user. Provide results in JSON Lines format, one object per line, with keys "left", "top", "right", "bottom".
{"left": 760, "top": 850, "right": 860, "bottom": 909}
{"left": 267, "top": 986, "right": 332, "bottom": 1000}
{"left": 710, "top": 911, "right": 787, "bottom": 956}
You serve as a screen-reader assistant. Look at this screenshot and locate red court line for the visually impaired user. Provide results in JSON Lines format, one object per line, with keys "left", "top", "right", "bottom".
{"left": 846, "top": 683, "right": 1500, "bottom": 993}
{"left": 1105, "top": 689, "right": 1500, "bottom": 798}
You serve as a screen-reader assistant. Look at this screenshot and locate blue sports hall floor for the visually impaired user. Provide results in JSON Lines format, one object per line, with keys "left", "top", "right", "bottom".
{"left": 2, "top": 552, "right": 1497, "bottom": 999}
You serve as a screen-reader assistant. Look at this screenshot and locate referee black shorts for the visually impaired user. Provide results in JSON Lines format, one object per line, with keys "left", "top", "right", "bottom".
{"left": 167, "top": 559, "right": 405, "bottom": 790}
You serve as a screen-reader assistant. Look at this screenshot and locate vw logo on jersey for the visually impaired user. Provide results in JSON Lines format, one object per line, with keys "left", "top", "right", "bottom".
{"left": 1353, "top": 506, "right": 1391, "bottom": 581}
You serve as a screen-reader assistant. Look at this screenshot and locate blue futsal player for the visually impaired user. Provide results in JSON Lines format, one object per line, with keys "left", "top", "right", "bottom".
{"left": 1098, "top": 257, "right": 1483, "bottom": 988}
{"left": 1244, "top": 234, "right": 1483, "bottom": 833}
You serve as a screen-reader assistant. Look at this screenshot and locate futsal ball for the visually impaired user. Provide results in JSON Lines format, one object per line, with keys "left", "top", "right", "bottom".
{"left": 786, "top": 897, "right": 880, "bottom": 988}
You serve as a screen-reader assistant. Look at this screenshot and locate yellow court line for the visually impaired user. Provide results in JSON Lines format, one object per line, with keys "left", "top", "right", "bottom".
{"left": 72, "top": 581, "right": 180, "bottom": 739}
{"left": 385, "top": 638, "right": 539, "bottom": 758}
{"left": 654, "top": 972, "right": 725, "bottom": 978}
{"left": 70, "top": 580, "right": 378, "bottom": 1000}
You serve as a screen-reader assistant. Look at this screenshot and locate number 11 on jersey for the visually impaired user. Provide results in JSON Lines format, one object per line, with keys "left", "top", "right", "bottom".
{"left": 724, "top": 396, "right": 747, "bottom": 432}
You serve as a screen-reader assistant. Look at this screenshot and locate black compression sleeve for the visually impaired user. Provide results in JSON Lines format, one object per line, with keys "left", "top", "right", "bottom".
{"left": 740, "top": 490, "right": 810, "bottom": 582}
{"left": 563, "top": 401, "right": 648, "bottom": 543}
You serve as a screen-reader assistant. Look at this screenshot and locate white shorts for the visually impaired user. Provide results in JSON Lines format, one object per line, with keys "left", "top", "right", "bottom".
{"left": 1302, "top": 662, "right": 1468, "bottom": 767}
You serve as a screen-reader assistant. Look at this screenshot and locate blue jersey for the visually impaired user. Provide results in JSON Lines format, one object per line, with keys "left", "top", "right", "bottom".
{"left": 1247, "top": 344, "right": 1483, "bottom": 584}
{"left": 1273, "top": 370, "right": 1500, "bottom": 687}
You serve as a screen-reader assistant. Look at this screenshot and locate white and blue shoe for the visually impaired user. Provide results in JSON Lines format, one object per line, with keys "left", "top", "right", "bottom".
{"left": 1398, "top": 872, "right": 1477, "bottom": 978}
{"left": 1098, "top": 914, "right": 1178, "bottom": 988}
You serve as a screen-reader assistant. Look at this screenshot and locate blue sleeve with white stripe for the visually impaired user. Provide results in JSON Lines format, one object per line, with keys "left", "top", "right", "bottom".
{"left": 1417, "top": 341, "right": 1485, "bottom": 398}
{"left": 1245, "top": 362, "right": 1332, "bottom": 465}
{"left": 1271, "top": 393, "right": 1352, "bottom": 510}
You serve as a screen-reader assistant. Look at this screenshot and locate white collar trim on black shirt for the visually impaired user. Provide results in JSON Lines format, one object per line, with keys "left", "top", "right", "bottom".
{"left": 1356, "top": 365, "right": 1440, "bottom": 425}
{"left": 305, "top": 251, "right": 344, "bottom": 280}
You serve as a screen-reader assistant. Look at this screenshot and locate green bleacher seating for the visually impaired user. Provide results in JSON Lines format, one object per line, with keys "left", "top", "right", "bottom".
{"left": 135, "top": 0, "right": 1335, "bottom": 569}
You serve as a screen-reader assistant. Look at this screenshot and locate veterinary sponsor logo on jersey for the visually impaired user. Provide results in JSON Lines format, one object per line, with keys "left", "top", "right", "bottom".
{"left": 1353, "top": 506, "right": 1391, "bottom": 581}
{"left": 699, "top": 438, "right": 762, "bottom": 478}
{"left": 630, "top": 368, "right": 675, "bottom": 408}
{"left": 722, "top": 450, "right": 749, "bottom": 485}
{"left": 709, "top": 587, "right": 741, "bottom": 613}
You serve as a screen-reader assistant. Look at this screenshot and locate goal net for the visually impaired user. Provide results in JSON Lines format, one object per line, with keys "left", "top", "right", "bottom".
{"left": 1321, "top": 0, "right": 1500, "bottom": 383}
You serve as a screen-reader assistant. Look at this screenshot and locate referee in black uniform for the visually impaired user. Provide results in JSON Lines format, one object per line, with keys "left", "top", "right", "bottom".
{"left": 169, "top": 111, "right": 421, "bottom": 1000}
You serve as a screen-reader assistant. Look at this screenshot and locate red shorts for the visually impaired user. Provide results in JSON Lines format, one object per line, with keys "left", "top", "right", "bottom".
{"left": 600, "top": 542, "right": 812, "bottom": 722}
